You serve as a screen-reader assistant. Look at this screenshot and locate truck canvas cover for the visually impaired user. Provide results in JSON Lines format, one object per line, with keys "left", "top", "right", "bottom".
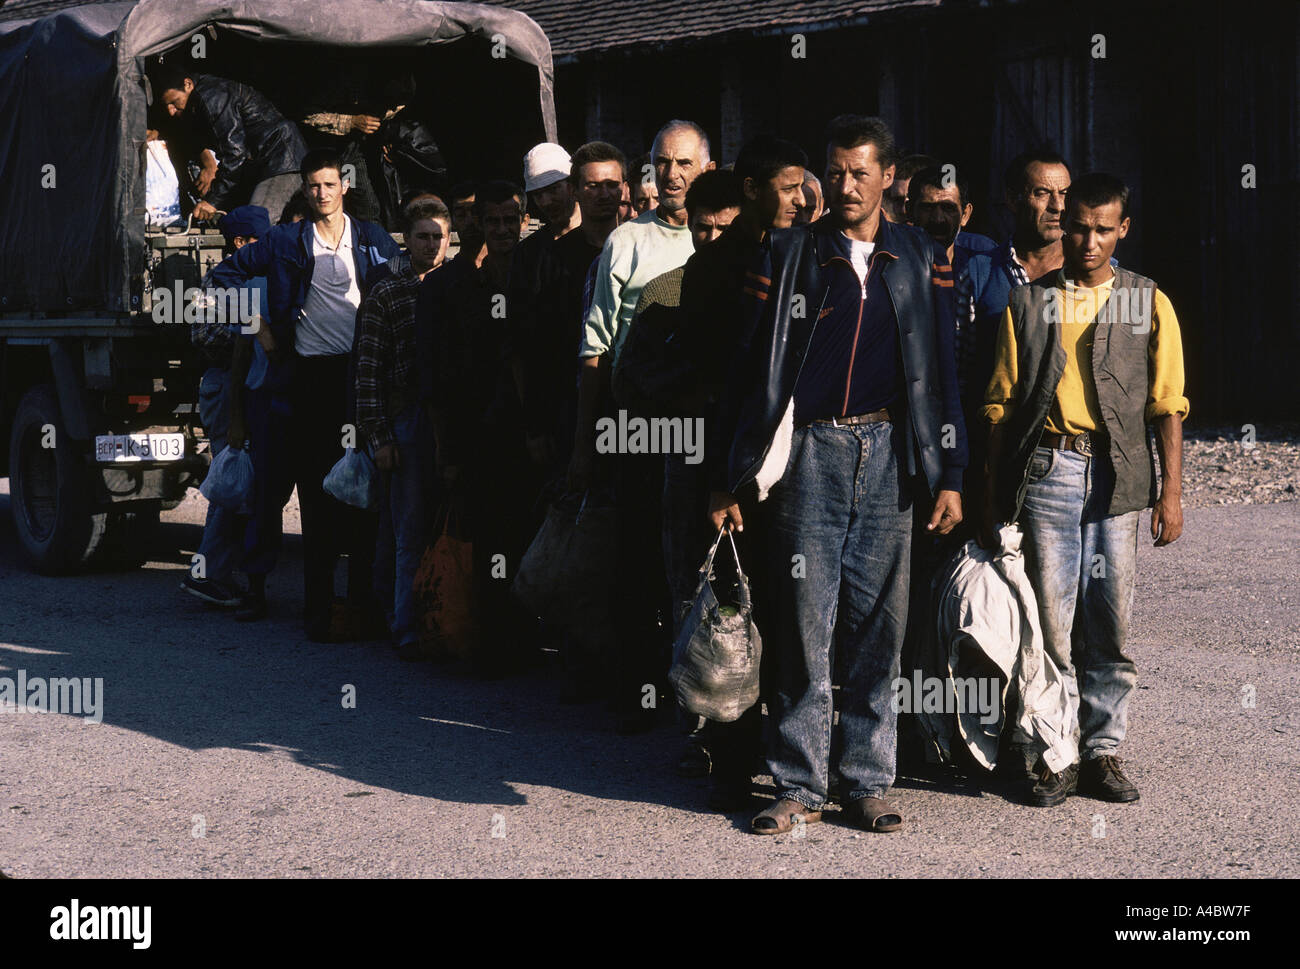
{"left": 0, "top": 0, "right": 557, "bottom": 313}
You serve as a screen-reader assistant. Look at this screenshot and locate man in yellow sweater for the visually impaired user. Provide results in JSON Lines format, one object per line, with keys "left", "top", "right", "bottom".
{"left": 979, "top": 173, "right": 1188, "bottom": 807}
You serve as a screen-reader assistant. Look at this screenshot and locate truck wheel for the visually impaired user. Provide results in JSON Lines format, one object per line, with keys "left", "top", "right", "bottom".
{"left": 7, "top": 384, "right": 107, "bottom": 574}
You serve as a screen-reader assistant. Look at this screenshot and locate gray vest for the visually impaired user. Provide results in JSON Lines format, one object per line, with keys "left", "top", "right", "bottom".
{"left": 997, "top": 268, "right": 1159, "bottom": 519}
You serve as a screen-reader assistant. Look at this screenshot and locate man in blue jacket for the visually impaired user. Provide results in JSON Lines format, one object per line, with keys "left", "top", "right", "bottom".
{"left": 209, "top": 148, "right": 400, "bottom": 640}
{"left": 709, "top": 115, "right": 967, "bottom": 836}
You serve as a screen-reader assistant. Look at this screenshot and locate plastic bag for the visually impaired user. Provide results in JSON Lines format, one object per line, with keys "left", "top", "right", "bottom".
{"left": 200, "top": 444, "right": 254, "bottom": 509}
{"left": 323, "top": 447, "right": 378, "bottom": 510}
{"left": 669, "top": 527, "right": 762, "bottom": 723}
{"left": 511, "top": 490, "right": 619, "bottom": 630}
{"left": 414, "top": 500, "right": 476, "bottom": 660}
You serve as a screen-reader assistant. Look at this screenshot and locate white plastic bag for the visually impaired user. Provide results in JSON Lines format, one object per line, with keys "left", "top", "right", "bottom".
{"left": 200, "top": 444, "right": 254, "bottom": 509}
{"left": 323, "top": 447, "right": 378, "bottom": 509}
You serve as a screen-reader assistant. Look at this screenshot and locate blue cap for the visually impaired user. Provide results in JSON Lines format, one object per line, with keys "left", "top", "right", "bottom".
{"left": 217, "top": 205, "right": 270, "bottom": 243}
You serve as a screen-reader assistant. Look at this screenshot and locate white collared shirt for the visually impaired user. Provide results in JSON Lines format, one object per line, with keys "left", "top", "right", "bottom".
{"left": 297, "top": 214, "right": 361, "bottom": 357}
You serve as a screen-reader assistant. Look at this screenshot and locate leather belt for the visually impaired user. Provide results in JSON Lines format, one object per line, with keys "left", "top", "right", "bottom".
{"left": 803, "top": 407, "right": 892, "bottom": 429}
{"left": 1040, "top": 429, "right": 1107, "bottom": 456}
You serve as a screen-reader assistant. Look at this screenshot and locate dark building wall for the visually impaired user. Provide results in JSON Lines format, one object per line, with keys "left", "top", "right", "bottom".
{"left": 556, "top": 0, "right": 1298, "bottom": 421}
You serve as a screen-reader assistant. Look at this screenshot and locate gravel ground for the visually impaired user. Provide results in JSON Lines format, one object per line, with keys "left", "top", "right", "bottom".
{"left": 1175, "top": 423, "right": 1299, "bottom": 508}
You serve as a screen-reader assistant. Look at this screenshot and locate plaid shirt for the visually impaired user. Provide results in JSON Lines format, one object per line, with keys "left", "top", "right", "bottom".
{"left": 355, "top": 254, "right": 420, "bottom": 453}
{"left": 953, "top": 239, "right": 1029, "bottom": 401}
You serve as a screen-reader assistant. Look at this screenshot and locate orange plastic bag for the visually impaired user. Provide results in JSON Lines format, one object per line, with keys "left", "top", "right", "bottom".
{"left": 414, "top": 500, "right": 477, "bottom": 659}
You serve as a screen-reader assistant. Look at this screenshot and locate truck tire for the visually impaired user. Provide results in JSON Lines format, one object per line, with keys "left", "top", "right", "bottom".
{"left": 8, "top": 384, "right": 107, "bottom": 573}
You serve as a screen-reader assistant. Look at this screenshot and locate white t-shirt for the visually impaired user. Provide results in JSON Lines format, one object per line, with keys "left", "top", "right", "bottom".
{"left": 844, "top": 235, "right": 875, "bottom": 295}
{"left": 296, "top": 215, "right": 362, "bottom": 357}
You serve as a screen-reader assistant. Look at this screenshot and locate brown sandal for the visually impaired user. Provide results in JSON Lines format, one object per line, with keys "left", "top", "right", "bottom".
{"left": 847, "top": 796, "right": 903, "bottom": 833}
{"left": 751, "top": 798, "right": 823, "bottom": 835}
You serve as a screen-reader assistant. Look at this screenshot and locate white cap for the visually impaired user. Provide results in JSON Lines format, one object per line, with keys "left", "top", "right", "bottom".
{"left": 523, "top": 142, "right": 571, "bottom": 193}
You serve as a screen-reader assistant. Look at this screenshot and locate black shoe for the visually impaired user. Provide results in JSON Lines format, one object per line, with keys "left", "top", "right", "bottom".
{"left": 180, "top": 576, "right": 241, "bottom": 608}
{"left": 1026, "top": 761, "right": 1079, "bottom": 807}
{"left": 1079, "top": 755, "right": 1140, "bottom": 802}
{"left": 234, "top": 592, "right": 268, "bottom": 622}
{"left": 675, "top": 735, "right": 711, "bottom": 778}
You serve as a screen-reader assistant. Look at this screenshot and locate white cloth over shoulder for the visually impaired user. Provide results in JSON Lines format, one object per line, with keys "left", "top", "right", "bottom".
{"left": 919, "top": 525, "right": 1077, "bottom": 773}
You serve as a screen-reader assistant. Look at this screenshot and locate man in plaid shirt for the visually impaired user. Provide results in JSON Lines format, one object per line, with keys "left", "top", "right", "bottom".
{"left": 355, "top": 197, "right": 450, "bottom": 654}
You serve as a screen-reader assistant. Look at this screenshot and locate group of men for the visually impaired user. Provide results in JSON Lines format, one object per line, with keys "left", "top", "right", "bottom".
{"left": 176, "top": 106, "right": 1188, "bottom": 837}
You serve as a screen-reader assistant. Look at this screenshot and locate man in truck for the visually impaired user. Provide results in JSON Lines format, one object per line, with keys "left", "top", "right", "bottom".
{"left": 149, "top": 63, "right": 308, "bottom": 225}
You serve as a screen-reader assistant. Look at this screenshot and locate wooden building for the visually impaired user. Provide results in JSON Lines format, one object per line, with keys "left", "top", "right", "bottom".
{"left": 502, "top": 0, "right": 1300, "bottom": 422}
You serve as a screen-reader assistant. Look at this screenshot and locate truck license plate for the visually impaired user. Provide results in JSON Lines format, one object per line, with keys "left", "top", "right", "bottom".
{"left": 94, "top": 433, "right": 185, "bottom": 463}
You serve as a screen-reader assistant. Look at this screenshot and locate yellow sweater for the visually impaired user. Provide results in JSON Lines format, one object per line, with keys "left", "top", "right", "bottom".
{"left": 982, "top": 271, "right": 1189, "bottom": 433}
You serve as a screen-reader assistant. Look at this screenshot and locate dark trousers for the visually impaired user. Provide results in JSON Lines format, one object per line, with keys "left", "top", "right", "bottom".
{"left": 291, "top": 353, "right": 375, "bottom": 626}
{"left": 614, "top": 449, "right": 671, "bottom": 711}
{"left": 242, "top": 383, "right": 295, "bottom": 580}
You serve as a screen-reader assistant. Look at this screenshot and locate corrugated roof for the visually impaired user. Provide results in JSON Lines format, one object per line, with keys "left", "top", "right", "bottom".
{"left": 1, "top": 0, "right": 941, "bottom": 60}
{"left": 490, "top": 0, "right": 939, "bottom": 60}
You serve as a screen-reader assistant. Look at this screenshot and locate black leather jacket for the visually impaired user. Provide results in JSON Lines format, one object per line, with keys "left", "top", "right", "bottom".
{"left": 711, "top": 215, "right": 968, "bottom": 497}
{"left": 186, "top": 73, "right": 307, "bottom": 210}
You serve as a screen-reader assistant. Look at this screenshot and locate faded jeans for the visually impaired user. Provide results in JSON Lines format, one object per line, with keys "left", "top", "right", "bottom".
{"left": 197, "top": 366, "right": 240, "bottom": 584}
{"left": 764, "top": 420, "right": 914, "bottom": 809}
{"left": 373, "top": 406, "right": 432, "bottom": 646}
{"left": 1016, "top": 446, "right": 1139, "bottom": 762}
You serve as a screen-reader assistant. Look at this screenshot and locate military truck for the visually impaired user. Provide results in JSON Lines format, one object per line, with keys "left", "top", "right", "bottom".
{"left": 0, "top": 0, "right": 556, "bottom": 573}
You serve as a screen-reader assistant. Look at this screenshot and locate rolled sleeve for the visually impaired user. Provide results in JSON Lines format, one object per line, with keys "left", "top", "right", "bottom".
{"left": 1145, "top": 288, "right": 1190, "bottom": 422}
{"left": 981, "top": 307, "right": 1019, "bottom": 425}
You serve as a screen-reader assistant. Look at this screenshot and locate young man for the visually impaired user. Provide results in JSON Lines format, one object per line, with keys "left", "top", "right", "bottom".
{"left": 570, "top": 120, "right": 716, "bottom": 732}
{"left": 150, "top": 64, "right": 307, "bottom": 223}
{"left": 710, "top": 116, "right": 967, "bottom": 835}
{"left": 980, "top": 173, "right": 1187, "bottom": 807}
{"left": 448, "top": 182, "right": 486, "bottom": 267}
{"left": 208, "top": 148, "right": 400, "bottom": 639}
{"left": 426, "top": 181, "right": 530, "bottom": 675}
{"left": 675, "top": 136, "right": 808, "bottom": 810}
{"left": 182, "top": 205, "right": 270, "bottom": 608}
{"left": 356, "top": 198, "right": 450, "bottom": 656}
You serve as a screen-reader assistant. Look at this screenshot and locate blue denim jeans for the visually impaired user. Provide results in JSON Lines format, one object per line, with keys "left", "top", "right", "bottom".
{"left": 1016, "top": 446, "right": 1140, "bottom": 762}
{"left": 764, "top": 419, "right": 914, "bottom": 808}
{"left": 373, "top": 406, "right": 432, "bottom": 646}
{"left": 197, "top": 367, "right": 240, "bottom": 584}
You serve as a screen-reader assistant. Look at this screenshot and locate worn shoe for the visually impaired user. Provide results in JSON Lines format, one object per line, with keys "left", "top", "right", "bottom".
{"left": 180, "top": 576, "right": 241, "bottom": 608}
{"left": 1079, "top": 755, "right": 1140, "bottom": 803}
{"left": 1026, "top": 761, "right": 1079, "bottom": 807}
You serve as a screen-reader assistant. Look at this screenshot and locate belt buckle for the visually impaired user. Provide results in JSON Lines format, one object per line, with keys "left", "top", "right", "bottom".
{"left": 1072, "top": 434, "right": 1092, "bottom": 456}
